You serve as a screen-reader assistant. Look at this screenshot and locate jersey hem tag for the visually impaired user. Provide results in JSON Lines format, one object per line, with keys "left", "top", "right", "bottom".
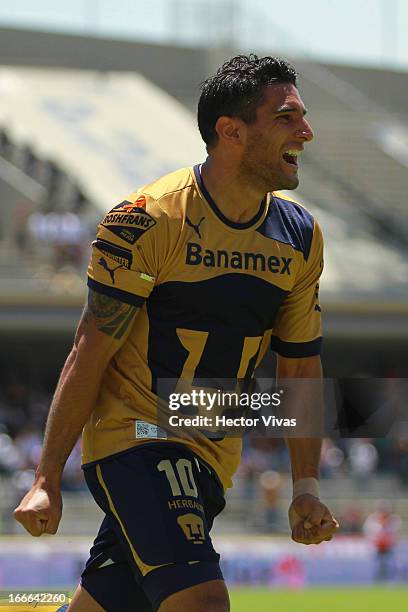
{"left": 135, "top": 420, "right": 168, "bottom": 440}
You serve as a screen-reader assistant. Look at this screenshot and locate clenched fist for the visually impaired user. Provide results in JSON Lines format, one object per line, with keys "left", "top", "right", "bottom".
{"left": 14, "top": 485, "right": 62, "bottom": 537}
{"left": 289, "top": 493, "right": 339, "bottom": 545}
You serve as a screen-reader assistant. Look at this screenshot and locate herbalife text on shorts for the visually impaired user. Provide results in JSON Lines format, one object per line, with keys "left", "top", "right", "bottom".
{"left": 168, "top": 389, "right": 284, "bottom": 412}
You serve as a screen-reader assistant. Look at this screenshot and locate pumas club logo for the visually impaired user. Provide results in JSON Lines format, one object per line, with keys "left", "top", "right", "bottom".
{"left": 177, "top": 513, "right": 205, "bottom": 544}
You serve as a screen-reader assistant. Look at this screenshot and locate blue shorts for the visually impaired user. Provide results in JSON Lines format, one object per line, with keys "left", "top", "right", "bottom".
{"left": 81, "top": 442, "right": 226, "bottom": 611}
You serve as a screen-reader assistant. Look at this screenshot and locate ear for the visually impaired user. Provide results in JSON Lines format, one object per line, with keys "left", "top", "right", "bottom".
{"left": 215, "top": 116, "right": 245, "bottom": 147}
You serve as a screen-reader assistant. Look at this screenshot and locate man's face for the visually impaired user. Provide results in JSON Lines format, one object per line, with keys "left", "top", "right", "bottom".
{"left": 240, "top": 83, "right": 314, "bottom": 191}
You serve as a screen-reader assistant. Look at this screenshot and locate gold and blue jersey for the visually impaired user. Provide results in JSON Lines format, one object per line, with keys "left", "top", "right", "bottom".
{"left": 83, "top": 165, "right": 323, "bottom": 489}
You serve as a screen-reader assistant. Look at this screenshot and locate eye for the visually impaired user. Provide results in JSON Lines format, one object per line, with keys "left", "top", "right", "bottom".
{"left": 276, "top": 114, "right": 292, "bottom": 123}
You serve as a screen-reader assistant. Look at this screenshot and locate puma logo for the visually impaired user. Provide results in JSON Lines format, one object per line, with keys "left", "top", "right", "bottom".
{"left": 98, "top": 257, "right": 124, "bottom": 284}
{"left": 185, "top": 216, "right": 205, "bottom": 239}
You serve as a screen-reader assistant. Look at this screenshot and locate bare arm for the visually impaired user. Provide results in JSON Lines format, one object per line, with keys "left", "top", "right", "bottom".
{"left": 277, "top": 354, "right": 339, "bottom": 544}
{"left": 14, "top": 289, "right": 139, "bottom": 535}
{"left": 277, "top": 354, "right": 323, "bottom": 483}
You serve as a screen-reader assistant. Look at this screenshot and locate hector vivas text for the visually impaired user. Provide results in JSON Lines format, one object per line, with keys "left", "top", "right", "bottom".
{"left": 166, "top": 388, "right": 297, "bottom": 431}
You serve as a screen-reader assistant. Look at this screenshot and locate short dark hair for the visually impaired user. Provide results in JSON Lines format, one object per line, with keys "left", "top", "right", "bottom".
{"left": 197, "top": 54, "right": 297, "bottom": 148}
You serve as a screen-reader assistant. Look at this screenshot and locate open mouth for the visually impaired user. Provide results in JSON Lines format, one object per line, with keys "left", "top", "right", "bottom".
{"left": 282, "top": 149, "right": 301, "bottom": 167}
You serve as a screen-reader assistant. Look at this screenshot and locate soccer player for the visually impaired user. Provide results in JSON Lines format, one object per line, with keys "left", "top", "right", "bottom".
{"left": 14, "top": 55, "right": 339, "bottom": 611}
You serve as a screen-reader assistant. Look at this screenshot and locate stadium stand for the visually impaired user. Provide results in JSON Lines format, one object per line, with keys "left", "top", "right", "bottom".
{"left": 1, "top": 65, "right": 407, "bottom": 304}
{"left": 297, "top": 68, "right": 408, "bottom": 241}
{"left": 323, "top": 63, "right": 408, "bottom": 121}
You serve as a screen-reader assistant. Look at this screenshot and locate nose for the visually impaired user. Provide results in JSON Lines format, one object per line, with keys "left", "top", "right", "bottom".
{"left": 296, "top": 118, "right": 314, "bottom": 142}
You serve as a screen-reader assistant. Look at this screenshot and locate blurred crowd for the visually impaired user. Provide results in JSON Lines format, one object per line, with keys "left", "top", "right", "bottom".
{"left": 0, "top": 128, "right": 96, "bottom": 276}
{"left": 1, "top": 368, "right": 407, "bottom": 536}
{"left": 0, "top": 370, "right": 86, "bottom": 495}
{"left": 237, "top": 435, "right": 408, "bottom": 534}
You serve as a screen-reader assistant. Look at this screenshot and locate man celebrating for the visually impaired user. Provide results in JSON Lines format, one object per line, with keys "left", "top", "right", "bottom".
{"left": 15, "top": 55, "right": 339, "bottom": 612}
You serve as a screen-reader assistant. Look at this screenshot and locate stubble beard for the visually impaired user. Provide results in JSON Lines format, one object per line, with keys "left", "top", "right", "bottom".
{"left": 240, "top": 136, "right": 299, "bottom": 193}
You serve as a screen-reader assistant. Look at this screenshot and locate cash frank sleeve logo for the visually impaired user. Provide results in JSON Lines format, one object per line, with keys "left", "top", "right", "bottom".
{"left": 101, "top": 196, "right": 156, "bottom": 245}
{"left": 93, "top": 238, "right": 133, "bottom": 284}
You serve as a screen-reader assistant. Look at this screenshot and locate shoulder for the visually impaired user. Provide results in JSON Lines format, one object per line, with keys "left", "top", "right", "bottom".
{"left": 258, "top": 191, "right": 321, "bottom": 261}
{"left": 129, "top": 166, "right": 195, "bottom": 221}
{"left": 99, "top": 167, "right": 194, "bottom": 247}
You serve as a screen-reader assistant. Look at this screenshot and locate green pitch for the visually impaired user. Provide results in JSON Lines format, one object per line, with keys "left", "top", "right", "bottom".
{"left": 2, "top": 587, "right": 408, "bottom": 610}
{"left": 230, "top": 587, "right": 408, "bottom": 611}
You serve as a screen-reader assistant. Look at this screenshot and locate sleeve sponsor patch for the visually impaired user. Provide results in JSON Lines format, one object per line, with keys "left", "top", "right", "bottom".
{"left": 101, "top": 199, "right": 156, "bottom": 245}
{"left": 93, "top": 238, "right": 133, "bottom": 269}
{"left": 92, "top": 238, "right": 134, "bottom": 285}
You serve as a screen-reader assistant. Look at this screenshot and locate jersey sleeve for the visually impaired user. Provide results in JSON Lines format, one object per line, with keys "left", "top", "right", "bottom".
{"left": 87, "top": 194, "right": 164, "bottom": 307}
{"left": 271, "top": 219, "right": 324, "bottom": 358}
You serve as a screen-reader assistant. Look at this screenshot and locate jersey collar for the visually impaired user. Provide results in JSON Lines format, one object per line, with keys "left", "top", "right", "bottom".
{"left": 193, "top": 164, "right": 268, "bottom": 231}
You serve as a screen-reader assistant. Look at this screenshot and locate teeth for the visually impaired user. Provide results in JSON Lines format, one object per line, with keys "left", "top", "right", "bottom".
{"left": 284, "top": 149, "right": 301, "bottom": 156}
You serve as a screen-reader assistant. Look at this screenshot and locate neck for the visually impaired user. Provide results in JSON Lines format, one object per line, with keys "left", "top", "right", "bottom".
{"left": 200, "top": 156, "right": 267, "bottom": 224}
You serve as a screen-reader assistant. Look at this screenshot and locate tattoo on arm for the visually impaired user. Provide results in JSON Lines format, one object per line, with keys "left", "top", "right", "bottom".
{"left": 85, "top": 289, "right": 139, "bottom": 339}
